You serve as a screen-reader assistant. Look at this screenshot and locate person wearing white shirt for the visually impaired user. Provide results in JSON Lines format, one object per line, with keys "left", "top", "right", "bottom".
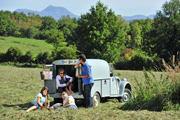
{"left": 62, "top": 92, "right": 77, "bottom": 110}
{"left": 51, "top": 92, "right": 77, "bottom": 111}
{"left": 56, "top": 68, "right": 74, "bottom": 94}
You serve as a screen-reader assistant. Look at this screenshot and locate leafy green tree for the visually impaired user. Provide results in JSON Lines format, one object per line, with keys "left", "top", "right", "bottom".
{"left": 26, "top": 27, "right": 36, "bottom": 38}
{"left": 54, "top": 45, "right": 78, "bottom": 59}
{"left": 40, "top": 16, "right": 57, "bottom": 30}
{"left": 6, "top": 21, "right": 20, "bottom": 36}
{"left": 58, "top": 15, "right": 78, "bottom": 45}
{"left": 0, "top": 13, "right": 9, "bottom": 36}
{"left": 46, "top": 29, "right": 66, "bottom": 51}
{"left": 151, "top": 0, "right": 180, "bottom": 60}
{"left": 129, "top": 22, "right": 142, "bottom": 49}
{"left": 75, "top": 1, "right": 127, "bottom": 63}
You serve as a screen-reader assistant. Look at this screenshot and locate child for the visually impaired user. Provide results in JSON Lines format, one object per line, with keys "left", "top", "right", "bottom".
{"left": 26, "top": 86, "right": 49, "bottom": 112}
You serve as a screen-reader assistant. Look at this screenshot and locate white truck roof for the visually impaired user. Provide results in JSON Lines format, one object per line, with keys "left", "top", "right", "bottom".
{"left": 52, "top": 59, "right": 110, "bottom": 79}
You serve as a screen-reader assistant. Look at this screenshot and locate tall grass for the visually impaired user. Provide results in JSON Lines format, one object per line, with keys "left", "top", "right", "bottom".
{"left": 120, "top": 55, "right": 180, "bottom": 111}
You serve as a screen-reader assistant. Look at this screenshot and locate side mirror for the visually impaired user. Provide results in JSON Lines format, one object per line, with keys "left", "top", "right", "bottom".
{"left": 110, "top": 72, "right": 113, "bottom": 77}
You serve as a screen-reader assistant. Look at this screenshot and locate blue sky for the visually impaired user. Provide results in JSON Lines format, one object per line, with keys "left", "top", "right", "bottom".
{"left": 0, "top": 0, "right": 170, "bottom": 16}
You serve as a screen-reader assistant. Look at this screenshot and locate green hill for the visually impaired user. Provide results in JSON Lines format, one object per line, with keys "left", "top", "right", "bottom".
{"left": 0, "top": 36, "right": 54, "bottom": 57}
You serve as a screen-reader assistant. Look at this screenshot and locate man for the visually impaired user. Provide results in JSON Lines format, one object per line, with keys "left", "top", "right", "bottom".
{"left": 74, "top": 54, "right": 94, "bottom": 108}
{"left": 56, "top": 68, "right": 74, "bottom": 94}
{"left": 50, "top": 92, "right": 77, "bottom": 110}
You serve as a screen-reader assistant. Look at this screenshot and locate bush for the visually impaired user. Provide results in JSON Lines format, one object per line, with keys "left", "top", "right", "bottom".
{"left": 115, "top": 49, "right": 158, "bottom": 70}
{"left": 5, "top": 47, "right": 23, "bottom": 62}
{"left": 19, "top": 51, "right": 33, "bottom": 63}
{"left": 54, "top": 45, "right": 77, "bottom": 60}
{"left": 119, "top": 56, "right": 180, "bottom": 111}
{"left": 35, "top": 52, "right": 51, "bottom": 64}
{"left": 115, "top": 55, "right": 155, "bottom": 70}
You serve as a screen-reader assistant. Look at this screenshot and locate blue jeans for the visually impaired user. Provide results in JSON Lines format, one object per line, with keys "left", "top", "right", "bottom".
{"left": 83, "top": 83, "right": 94, "bottom": 108}
{"left": 65, "top": 105, "right": 77, "bottom": 110}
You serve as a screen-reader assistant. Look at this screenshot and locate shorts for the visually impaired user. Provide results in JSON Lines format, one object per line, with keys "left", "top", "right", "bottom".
{"left": 28, "top": 101, "right": 41, "bottom": 110}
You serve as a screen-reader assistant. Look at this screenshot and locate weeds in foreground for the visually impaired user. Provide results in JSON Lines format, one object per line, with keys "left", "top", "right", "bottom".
{"left": 119, "top": 55, "right": 180, "bottom": 111}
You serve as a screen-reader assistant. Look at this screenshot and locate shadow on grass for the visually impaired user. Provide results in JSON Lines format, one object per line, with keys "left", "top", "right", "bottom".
{"left": 2, "top": 102, "right": 29, "bottom": 110}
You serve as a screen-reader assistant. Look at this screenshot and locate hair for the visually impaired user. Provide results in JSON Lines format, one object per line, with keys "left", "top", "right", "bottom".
{"left": 40, "top": 86, "right": 49, "bottom": 99}
{"left": 58, "top": 68, "right": 64, "bottom": 74}
{"left": 79, "top": 54, "right": 86, "bottom": 62}
{"left": 62, "top": 91, "right": 68, "bottom": 95}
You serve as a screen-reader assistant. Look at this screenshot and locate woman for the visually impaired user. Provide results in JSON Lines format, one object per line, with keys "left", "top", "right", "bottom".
{"left": 26, "top": 86, "right": 49, "bottom": 112}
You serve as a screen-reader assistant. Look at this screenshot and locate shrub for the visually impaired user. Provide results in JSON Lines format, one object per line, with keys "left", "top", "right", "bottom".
{"left": 35, "top": 52, "right": 51, "bottom": 64}
{"left": 19, "top": 51, "right": 33, "bottom": 63}
{"left": 5, "top": 47, "right": 23, "bottom": 62}
{"left": 119, "top": 55, "right": 180, "bottom": 111}
{"left": 54, "top": 45, "right": 77, "bottom": 60}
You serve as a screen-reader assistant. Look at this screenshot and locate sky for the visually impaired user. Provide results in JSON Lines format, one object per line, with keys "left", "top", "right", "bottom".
{"left": 0, "top": 0, "right": 170, "bottom": 16}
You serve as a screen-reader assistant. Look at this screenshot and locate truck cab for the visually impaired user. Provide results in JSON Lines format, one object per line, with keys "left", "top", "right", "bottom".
{"left": 41, "top": 59, "right": 131, "bottom": 106}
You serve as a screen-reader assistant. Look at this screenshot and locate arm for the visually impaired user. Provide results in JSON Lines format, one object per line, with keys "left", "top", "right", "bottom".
{"left": 37, "top": 96, "right": 43, "bottom": 108}
{"left": 56, "top": 75, "right": 66, "bottom": 89}
{"left": 66, "top": 75, "right": 73, "bottom": 83}
{"left": 74, "top": 64, "right": 81, "bottom": 68}
{"left": 43, "top": 100, "right": 47, "bottom": 108}
{"left": 77, "top": 65, "right": 91, "bottom": 78}
{"left": 63, "top": 100, "right": 72, "bottom": 107}
{"left": 77, "top": 74, "right": 90, "bottom": 78}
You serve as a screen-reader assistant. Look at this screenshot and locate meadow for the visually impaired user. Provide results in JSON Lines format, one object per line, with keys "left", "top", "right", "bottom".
{"left": 0, "top": 66, "right": 180, "bottom": 120}
{"left": 0, "top": 36, "right": 54, "bottom": 57}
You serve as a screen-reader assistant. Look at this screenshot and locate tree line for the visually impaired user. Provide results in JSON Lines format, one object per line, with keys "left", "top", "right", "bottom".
{"left": 0, "top": 0, "right": 180, "bottom": 70}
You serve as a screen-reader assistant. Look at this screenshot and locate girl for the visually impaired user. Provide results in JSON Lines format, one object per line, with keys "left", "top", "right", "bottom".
{"left": 26, "top": 86, "right": 49, "bottom": 112}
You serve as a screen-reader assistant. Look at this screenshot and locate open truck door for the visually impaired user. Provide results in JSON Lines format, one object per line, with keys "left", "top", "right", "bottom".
{"left": 40, "top": 64, "right": 56, "bottom": 94}
{"left": 76, "top": 66, "right": 83, "bottom": 95}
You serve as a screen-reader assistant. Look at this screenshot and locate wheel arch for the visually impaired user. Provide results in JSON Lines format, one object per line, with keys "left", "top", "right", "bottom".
{"left": 119, "top": 81, "right": 131, "bottom": 96}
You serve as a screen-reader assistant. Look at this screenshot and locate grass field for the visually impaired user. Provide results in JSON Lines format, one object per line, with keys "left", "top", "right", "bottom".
{"left": 0, "top": 36, "right": 54, "bottom": 57}
{"left": 0, "top": 66, "right": 180, "bottom": 120}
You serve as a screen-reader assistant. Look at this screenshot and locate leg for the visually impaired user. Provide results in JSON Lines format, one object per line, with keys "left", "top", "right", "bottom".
{"left": 66, "top": 88, "right": 71, "bottom": 94}
{"left": 83, "top": 83, "right": 93, "bottom": 108}
{"left": 69, "top": 86, "right": 74, "bottom": 94}
{"left": 83, "top": 84, "right": 90, "bottom": 108}
{"left": 26, "top": 106, "right": 37, "bottom": 112}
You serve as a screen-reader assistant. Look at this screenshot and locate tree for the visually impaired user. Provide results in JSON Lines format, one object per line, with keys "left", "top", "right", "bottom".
{"left": 40, "top": 16, "right": 57, "bottom": 30}
{"left": 54, "top": 45, "right": 78, "bottom": 59}
{"left": 26, "top": 27, "right": 36, "bottom": 38}
{"left": 0, "top": 13, "right": 9, "bottom": 36}
{"left": 151, "top": 0, "right": 180, "bottom": 61}
{"left": 129, "top": 21, "right": 142, "bottom": 49}
{"left": 58, "top": 15, "right": 78, "bottom": 45}
{"left": 46, "top": 29, "right": 66, "bottom": 51}
{"left": 75, "top": 1, "right": 127, "bottom": 63}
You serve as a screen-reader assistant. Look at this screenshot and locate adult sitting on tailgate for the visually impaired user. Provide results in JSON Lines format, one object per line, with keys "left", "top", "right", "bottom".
{"left": 56, "top": 68, "right": 74, "bottom": 94}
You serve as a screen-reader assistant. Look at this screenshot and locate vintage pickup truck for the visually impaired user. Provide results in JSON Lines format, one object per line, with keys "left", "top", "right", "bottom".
{"left": 41, "top": 59, "right": 131, "bottom": 106}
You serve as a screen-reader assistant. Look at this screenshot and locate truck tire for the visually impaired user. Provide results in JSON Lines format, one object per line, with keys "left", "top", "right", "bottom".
{"left": 120, "top": 88, "right": 131, "bottom": 102}
{"left": 92, "top": 92, "right": 100, "bottom": 107}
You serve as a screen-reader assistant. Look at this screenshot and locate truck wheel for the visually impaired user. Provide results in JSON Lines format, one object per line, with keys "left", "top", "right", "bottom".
{"left": 93, "top": 92, "right": 100, "bottom": 107}
{"left": 121, "top": 89, "right": 131, "bottom": 102}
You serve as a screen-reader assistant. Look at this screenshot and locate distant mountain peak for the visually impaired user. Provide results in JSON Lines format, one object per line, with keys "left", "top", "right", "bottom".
{"left": 14, "top": 6, "right": 79, "bottom": 21}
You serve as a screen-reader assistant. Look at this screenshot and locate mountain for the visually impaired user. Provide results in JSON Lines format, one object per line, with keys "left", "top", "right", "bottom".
{"left": 14, "top": 5, "right": 79, "bottom": 21}
{"left": 123, "top": 14, "right": 155, "bottom": 22}
{"left": 15, "top": 6, "right": 155, "bottom": 22}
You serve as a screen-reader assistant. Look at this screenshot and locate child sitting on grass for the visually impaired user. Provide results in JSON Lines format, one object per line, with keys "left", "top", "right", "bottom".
{"left": 26, "top": 86, "right": 48, "bottom": 112}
